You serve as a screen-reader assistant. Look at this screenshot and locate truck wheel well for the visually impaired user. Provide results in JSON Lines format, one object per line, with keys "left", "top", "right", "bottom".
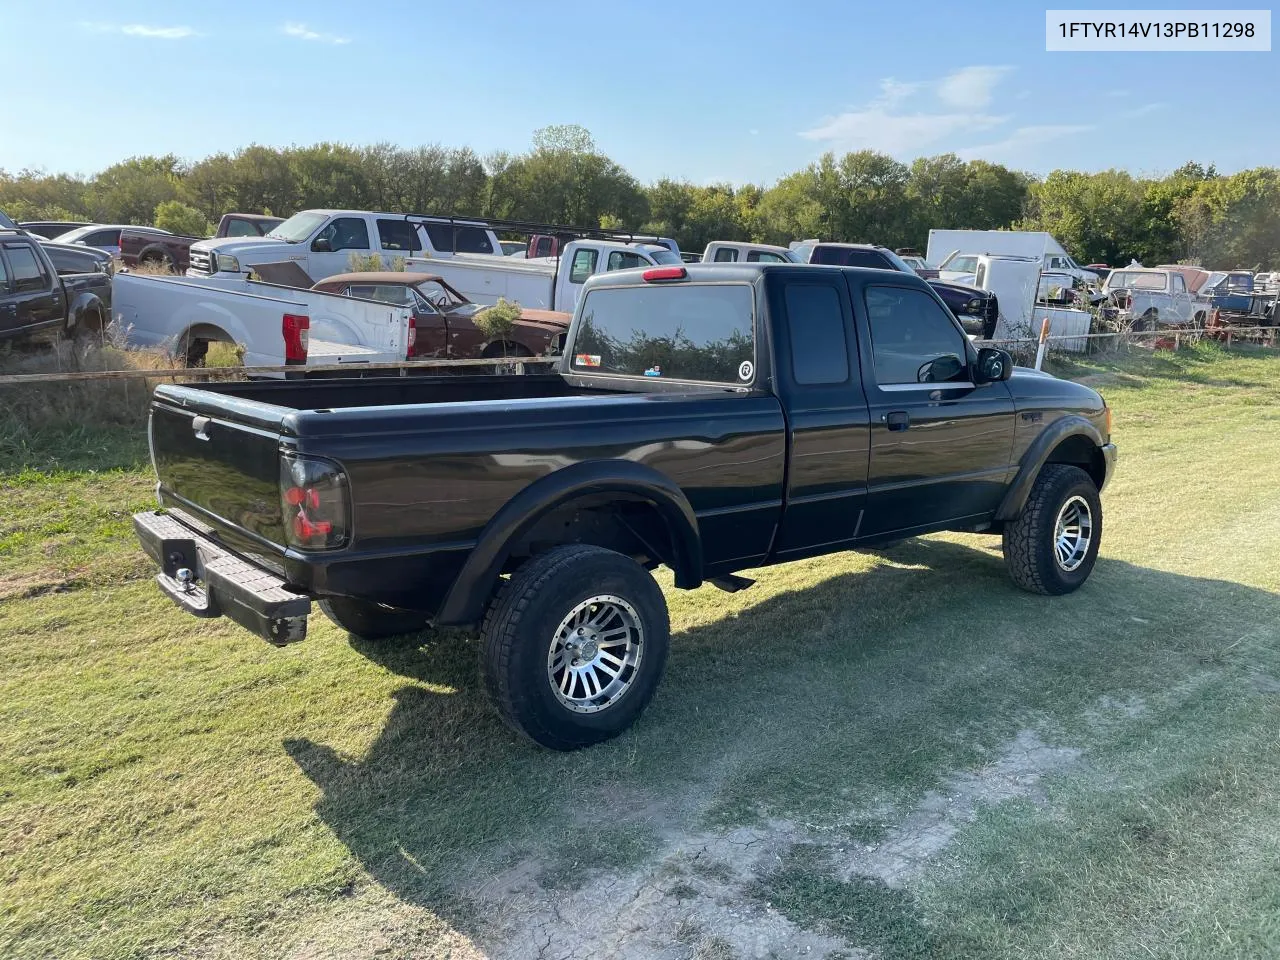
{"left": 482, "top": 340, "right": 534, "bottom": 357}
{"left": 504, "top": 494, "right": 684, "bottom": 581}
{"left": 1044, "top": 435, "right": 1105, "bottom": 490}
{"left": 178, "top": 324, "right": 234, "bottom": 366}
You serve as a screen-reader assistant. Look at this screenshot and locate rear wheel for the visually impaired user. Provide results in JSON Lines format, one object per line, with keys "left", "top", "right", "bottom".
{"left": 482, "top": 342, "right": 533, "bottom": 375}
{"left": 480, "top": 544, "right": 670, "bottom": 750}
{"left": 319, "top": 597, "right": 431, "bottom": 639}
{"left": 1003, "top": 464, "right": 1102, "bottom": 595}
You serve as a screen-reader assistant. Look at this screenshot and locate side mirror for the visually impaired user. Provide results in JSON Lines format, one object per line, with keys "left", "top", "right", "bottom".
{"left": 976, "top": 347, "right": 1013, "bottom": 383}
{"left": 311, "top": 237, "right": 332, "bottom": 253}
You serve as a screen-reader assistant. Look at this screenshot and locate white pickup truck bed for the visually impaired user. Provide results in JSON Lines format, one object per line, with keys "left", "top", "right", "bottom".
{"left": 111, "top": 273, "right": 413, "bottom": 368}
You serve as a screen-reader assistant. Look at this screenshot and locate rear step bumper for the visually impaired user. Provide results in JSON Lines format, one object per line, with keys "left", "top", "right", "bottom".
{"left": 133, "top": 510, "right": 311, "bottom": 646}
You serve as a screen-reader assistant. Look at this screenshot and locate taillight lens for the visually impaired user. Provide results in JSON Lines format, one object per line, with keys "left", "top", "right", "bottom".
{"left": 280, "top": 452, "right": 349, "bottom": 549}
{"left": 407, "top": 315, "right": 418, "bottom": 357}
{"left": 283, "top": 313, "right": 310, "bottom": 364}
{"left": 642, "top": 267, "right": 687, "bottom": 282}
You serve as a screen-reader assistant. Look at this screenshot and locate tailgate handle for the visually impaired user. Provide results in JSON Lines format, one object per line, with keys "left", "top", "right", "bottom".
{"left": 191, "top": 416, "right": 212, "bottom": 441}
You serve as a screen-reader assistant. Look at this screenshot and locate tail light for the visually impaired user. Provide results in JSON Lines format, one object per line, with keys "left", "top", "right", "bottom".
{"left": 407, "top": 315, "right": 418, "bottom": 357}
{"left": 283, "top": 313, "right": 309, "bottom": 364}
{"left": 280, "top": 452, "right": 349, "bottom": 550}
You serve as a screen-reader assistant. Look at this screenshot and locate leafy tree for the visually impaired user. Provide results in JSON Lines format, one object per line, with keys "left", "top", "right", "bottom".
{"left": 154, "top": 201, "right": 210, "bottom": 237}
{"left": 89, "top": 155, "right": 183, "bottom": 224}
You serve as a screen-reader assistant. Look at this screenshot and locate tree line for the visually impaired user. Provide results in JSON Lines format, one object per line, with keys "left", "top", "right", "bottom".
{"left": 2, "top": 125, "right": 1276, "bottom": 270}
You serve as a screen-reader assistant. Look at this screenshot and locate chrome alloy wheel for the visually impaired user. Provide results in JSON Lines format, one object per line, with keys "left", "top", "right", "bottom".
{"left": 1054, "top": 495, "right": 1093, "bottom": 572}
{"left": 547, "top": 595, "right": 644, "bottom": 714}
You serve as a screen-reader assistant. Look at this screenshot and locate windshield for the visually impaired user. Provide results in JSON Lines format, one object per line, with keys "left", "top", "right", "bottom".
{"left": 1108, "top": 271, "right": 1167, "bottom": 290}
{"left": 880, "top": 249, "right": 917, "bottom": 274}
{"left": 646, "top": 249, "right": 683, "bottom": 265}
{"left": 790, "top": 243, "right": 814, "bottom": 264}
{"left": 267, "top": 212, "right": 328, "bottom": 242}
{"left": 1226, "top": 273, "right": 1253, "bottom": 290}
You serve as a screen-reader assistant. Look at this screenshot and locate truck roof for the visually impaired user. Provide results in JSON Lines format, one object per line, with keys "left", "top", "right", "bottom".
{"left": 300, "top": 209, "right": 493, "bottom": 228}
{"left": 580, "top": 261, "right": 927, "bottom": 290}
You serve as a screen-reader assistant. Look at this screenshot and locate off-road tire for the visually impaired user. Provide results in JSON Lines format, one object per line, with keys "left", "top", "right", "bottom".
{"left": 1003, "top": 464, "right": 1102, "bottom": 595}
{"left": 481, "top": 544, "right": 670, "bottom": 751}
{"left": 318, "top": 597, "right": 431, "bottom": 639}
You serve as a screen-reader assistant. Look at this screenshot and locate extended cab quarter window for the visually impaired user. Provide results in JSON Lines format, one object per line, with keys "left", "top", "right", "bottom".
{"left": 377, "top": 219, "right": 422, "bottom": 252}
{"left": 346, "top": 283, "right": 413, "bottom": 305}
{"left": 747, "top": 250, "right": 787, "bottom": 262}
{"left": 4, "top": 243, "right": 49, "bottom": 292}
{"left": 785, "top": 283, "right": 848, "bottom": 385}
{"left": 865, "top": 285, "right": 968, "bottom": 385}
{"left": 572, "top": 283, "right": 754, "bottom": 384}
{"left": 317, "top": 218, "right": 370, "bottom": 252}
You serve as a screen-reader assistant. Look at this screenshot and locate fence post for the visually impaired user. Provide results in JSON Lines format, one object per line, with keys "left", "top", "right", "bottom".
{"left": 1033, "top": 315, "right": 1052, "bottom": 371}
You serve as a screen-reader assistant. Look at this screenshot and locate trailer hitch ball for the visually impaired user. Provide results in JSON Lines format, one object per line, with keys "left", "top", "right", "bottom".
{"left": 175, "top": 568, "right": 195, "bottom": 593}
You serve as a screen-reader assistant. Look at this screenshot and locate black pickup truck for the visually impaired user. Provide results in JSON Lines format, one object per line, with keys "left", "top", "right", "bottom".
{"left": 134, "top": 263, "right": 1116, "bottom": 749}
{"left": 1, "top": 228, "right": 112, "bottom": 341}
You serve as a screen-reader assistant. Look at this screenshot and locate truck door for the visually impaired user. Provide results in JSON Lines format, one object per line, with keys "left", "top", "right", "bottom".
{"left": 309, "top": 216, "right": 373, "bottom": 279}
{"left": 1, "top": 241, "right": 62, "bottom": 331}
{"left": 1169, "top": 273, "right": 1191, "bottom": 323}
{"left": 852, "top": 280, "right": 1015, "bottom": 537}
{"left": 769, "top": 272, "right": 870, "bottom": 558}
{"left": 554, "top": 246, "right": 599, "bottom": 312}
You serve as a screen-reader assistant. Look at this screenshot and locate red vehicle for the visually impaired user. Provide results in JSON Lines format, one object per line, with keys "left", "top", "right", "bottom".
{"left": 120, "top": 213, "right": 283, "bottom": 271}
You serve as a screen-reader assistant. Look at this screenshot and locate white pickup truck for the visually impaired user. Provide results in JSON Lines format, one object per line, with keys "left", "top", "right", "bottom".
{"left": 410, "top": 238, "right": 684, "bottom": 313}
{"left": 111, "top": 272, "right": 413, "bottom": 368}
{"left": 186, "top": 210, "right": 503, "bottom": 281}
{"left": 700, "top": 241, "right": 796, "bottom": 263}
{"left": 1101, "top": 267, "right": 1207, "bottom": 328}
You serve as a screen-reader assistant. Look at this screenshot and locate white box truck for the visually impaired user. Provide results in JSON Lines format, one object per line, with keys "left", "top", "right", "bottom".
{"left": 926, "top": 230, "right": 1099, "bottom": 285}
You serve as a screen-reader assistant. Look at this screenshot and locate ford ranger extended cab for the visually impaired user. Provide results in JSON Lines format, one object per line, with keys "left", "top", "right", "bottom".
{"left": 134, "top": 263, "right": 1117, "bottom": 750}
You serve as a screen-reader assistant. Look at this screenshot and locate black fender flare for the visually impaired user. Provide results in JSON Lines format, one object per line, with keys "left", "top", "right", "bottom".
{"left": 435, "top": 460, "right": 703, "bottom": 626}
{"left": 995, "top": 415, "right": 1105, "bottom": 522}
{"left": 67, "top": 290, "right": 105, "bottom": 331}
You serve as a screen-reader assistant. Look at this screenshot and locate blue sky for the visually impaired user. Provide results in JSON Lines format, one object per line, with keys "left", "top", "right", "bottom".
{"left": 0, "top": 1, "right": 1274, "bottom": 186}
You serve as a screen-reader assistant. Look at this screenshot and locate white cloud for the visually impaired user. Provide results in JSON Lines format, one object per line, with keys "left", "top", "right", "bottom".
{"left": 956, "top": 124, "right": 1095, "bottom": 162}
{"left": 80, "top": 21, "right": 196, "bottom": 39}
{"left": 800, "top": 66, "right": 1015, "bottom": 155}
{"left": 937, "top": 65, "right": 1012, "bottom": 108}
{"left": 282, "top": 22, "right": 350, "bottom": 44}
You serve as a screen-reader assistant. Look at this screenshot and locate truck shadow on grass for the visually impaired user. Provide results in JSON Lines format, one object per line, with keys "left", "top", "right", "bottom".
{"left": 283, "top": 538, "right": 1280, "bottom": 954}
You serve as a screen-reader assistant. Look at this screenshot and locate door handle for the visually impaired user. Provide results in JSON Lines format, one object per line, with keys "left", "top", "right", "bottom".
{"left": 884, "top": 411, "right": 910, "bottom": 431}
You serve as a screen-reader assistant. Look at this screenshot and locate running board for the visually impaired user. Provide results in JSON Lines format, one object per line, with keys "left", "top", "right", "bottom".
{"left": 709, "top": 574, "right": 756, "bottom": 593}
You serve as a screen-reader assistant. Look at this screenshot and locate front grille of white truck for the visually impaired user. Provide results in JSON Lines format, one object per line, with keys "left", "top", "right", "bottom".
{"left": 188, "top": 250, "right": 213, "bottom": 275}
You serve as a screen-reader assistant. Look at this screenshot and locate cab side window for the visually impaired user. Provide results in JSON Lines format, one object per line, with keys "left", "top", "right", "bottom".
{"left": 376, "top": 219, "right": 422, "bottom": 252}
{"left": 785, "top": 283, "right": 848, "bottom": 385}
{"left": 713, "top": 248, "right": 738, "bottom": 262}
{"left": 3, "top": 243, "right": 51, "bottom": 292}
{"left": 606, "top": 251, "right": 648, "bottom": 271}
{"left": 317, "top": 218, "right": 371, "bottom": 252}
{"left": 569, "top": 249, "right": 598, "bottom": 284}
{"left": 865, "top": 286, "right": 968, "bottom": 385}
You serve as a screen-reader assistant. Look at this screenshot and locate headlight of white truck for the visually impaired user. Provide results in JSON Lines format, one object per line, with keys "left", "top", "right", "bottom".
{"left": 215, "top": 253, "right": 241, "bottom": 273}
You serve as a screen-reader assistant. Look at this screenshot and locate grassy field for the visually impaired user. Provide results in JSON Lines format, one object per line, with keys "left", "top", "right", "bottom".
{"left": 2, "top": 343, "right": 1279, "bottom": 959}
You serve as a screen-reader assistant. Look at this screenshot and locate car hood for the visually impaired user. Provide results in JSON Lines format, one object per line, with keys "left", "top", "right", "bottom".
{"left": 191, "top": 236, "right": 292, "bottom": 258}
{"left": 1007, "top": 366, "right": 1105, "bottom": 411}
{"left": 929, "top": 279, "right": 990, "bottom": 297}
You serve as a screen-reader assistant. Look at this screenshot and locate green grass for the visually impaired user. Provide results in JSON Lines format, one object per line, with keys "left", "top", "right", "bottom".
{"left": 2, "top": 343, "right": 1279, "bottom": 959}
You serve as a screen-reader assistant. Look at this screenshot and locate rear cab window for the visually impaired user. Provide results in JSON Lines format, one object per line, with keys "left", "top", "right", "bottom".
{"left": 570, "top": 282, "right": 755, "bottom": 385}
{"left": 224, "top": 219, "right": 260, "bottom": 238}
{"left": 376, "top": 219, "right": 423, "bottom": 252}
{"left": 423, "top": 224, "right": 495, "bottom": 255}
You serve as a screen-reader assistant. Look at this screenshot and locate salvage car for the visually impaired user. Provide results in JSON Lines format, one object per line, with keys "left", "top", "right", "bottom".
{"left": 120, "top": 213, "right": 284, "bottom": 272}
{"left": 53, "top": 223, "right": 171, "bottom": 257}
{"left": 1102, "top": 267, "right": 1207, "bottom": 328}
{"left": 134, "top": 262, "right": 1116, "bottom": 750}
{"left": 311, "top": 271, "right": 569, "bottom": 360}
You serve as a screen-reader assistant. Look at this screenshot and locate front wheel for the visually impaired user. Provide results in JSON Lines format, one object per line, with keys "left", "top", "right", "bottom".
{"left": 480, "top": 544, "right": 670, "bottom": 750}
{"left": 1002, "top": 464, "right": 1102, "bottom": 595}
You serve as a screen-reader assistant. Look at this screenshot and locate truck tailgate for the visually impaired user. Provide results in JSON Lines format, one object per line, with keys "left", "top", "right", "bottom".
{"left": 150, "top": 390, "right": 290, "bottom": 550}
